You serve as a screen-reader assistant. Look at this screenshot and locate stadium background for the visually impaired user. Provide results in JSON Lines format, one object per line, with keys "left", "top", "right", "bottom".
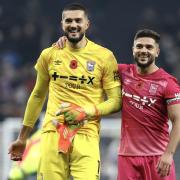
{"left": 0, "top": 0, "right": 180, "bottom": 179}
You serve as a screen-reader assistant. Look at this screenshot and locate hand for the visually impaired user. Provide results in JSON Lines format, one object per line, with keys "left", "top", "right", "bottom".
{"left": 156, "top": 152, "right": 173, "bottom": 177}
{"left": 56, "top": 102, "right": 87, "bottom": 124}
{"left": 8, "top": 139, "right": 26, "bottom": 161}
{"left": 53, "top": 36, "right": 67, "bottom": 49}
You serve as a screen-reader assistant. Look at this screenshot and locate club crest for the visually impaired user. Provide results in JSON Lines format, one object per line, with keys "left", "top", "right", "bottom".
{"left": 149, "top": 83, "right": 158, "bottom": 95}
{"left": 87, "top": 60, "right": 96, "bottom": 71}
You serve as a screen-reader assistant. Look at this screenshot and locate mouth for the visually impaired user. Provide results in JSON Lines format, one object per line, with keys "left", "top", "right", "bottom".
{"left": 65, "top": 29, "right": 84, "bottom": 43}
{"left": 68, "top": 30, "right": 80, "bottom": 37}
{"left": 138, "top": 54, "right": 149, "bottom": 58}
{"left": 69, "top": 32, "right": 77, "bottom": 36}
{"left": 138, "top": 54, "right": 150, "bottom": 60}
{"left": 68, "top": 28, "right": 80, "bottom": 33}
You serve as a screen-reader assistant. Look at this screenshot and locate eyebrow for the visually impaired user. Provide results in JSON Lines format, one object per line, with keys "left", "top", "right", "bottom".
{"left": 135, "top": 43, "right": 154, "bottom": 46}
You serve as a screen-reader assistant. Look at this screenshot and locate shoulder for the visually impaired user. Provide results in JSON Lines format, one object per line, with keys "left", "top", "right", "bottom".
{"left": 88, "top": 40, "right": 114, "bottom": 57}
{"left": 40, "top": 46, "right": 59, "bottom": 57}
{"left": 118, "top": 64, "right": 134, "bottom": 73}
{"left": 156, "top": 69, "right": 180, "bottom": 97}
{"left": 159, "top": 69, "right": 179, "bottom": 84}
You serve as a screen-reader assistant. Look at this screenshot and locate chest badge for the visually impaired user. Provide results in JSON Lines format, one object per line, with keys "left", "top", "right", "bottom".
{"left": 149, "top": 83, "right": 158, "bottom": 95}
{"left": 70, "top": 60, "right": 78, "bottom": 69}
{"left": 87, "top": 60, "right": 96, "bottom": 71}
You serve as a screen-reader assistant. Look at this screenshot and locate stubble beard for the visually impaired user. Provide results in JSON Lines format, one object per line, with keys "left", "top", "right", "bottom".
{"left": 134, "top": 54, "right": 155, "bottom": 69}
{"left": 65, "top": 31, "right": 85, "bottom": 44}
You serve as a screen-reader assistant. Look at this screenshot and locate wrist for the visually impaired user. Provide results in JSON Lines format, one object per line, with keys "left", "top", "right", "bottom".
{"left": 17, "top": 134, "right": 28, "bottom": 142}
{"left": 17, "top": 138, "right": 27, "bottom": 144}
{"left": 18, "top": 125, "right": 32, "bottom": 141}
{"left": 164, "top": 150, "right": 175, "bottom": 156}
{"left": 84, "top": 105, "right": 100, "bottom": 120}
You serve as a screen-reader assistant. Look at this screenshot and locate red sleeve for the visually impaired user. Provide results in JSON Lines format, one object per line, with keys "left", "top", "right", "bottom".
{"left": 118, "top": 64, "right": 129, "bottom": 74}
{"left": 165, "top": 76, "right": 180, "bottom": 105}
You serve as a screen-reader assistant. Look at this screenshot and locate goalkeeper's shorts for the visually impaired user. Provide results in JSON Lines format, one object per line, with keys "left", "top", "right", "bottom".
{"left": 37, "top": 130, "right": 100, "bottom": 180}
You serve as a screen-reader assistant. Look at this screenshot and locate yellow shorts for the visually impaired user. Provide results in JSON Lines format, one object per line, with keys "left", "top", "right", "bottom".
{"left": 37, "top": 130, "right": 100, "bottom": 180}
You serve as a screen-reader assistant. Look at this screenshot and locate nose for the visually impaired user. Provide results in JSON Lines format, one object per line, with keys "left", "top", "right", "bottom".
{"left": 140, "top": 46, "right": 148, "bottom": 53}
{"left": 70, "top": 21, "right": 77, "bottom": 28}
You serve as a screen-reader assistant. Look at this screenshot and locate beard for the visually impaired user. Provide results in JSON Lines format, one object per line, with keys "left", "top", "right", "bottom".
{"left": 134, "top": 53, "right": 155, "bottom": 68}
{"left": 64, "top": 28, "right": 85, "bottom": 44}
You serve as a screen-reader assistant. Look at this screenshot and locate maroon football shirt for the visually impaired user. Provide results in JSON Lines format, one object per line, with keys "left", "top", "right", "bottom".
{"left": 118, "top": 64, "right": 180, "bottom": 156}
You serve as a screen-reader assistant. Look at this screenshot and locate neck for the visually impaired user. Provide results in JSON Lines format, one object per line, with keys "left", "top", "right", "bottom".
{"left": 67, "top": 36, "right": 87, "bottom": 49}
{"left": 136, "top": 64, "right": 159, "bottom": 75}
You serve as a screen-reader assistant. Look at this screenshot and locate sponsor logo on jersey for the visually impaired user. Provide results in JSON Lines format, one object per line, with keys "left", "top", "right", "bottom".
{"left": 149, "top": 83, "right": 159, "bottom": 95}
{"left": 87, "top": 60, "right": 96, "bottom": 71}
{"left": 52, "top": 72, "right": 95, "bottom": 85}
{"left": 113, "top": 70, "right": 120, "bottom": 81}
{"left": 54, "top": 59, "right": 62, "bottom": 65}
{"left": 124, "top": 78, "right": 132, "bottom": 85}
{"left": 122, "top": 89, "right": 157, "bottom": 109}
{"left": 65, "top": 82, "right": 81, "bottom": 89}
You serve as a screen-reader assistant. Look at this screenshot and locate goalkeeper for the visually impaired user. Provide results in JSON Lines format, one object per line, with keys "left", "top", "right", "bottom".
{"left": 8, "top": 3, "right": 121, "bottom": 180}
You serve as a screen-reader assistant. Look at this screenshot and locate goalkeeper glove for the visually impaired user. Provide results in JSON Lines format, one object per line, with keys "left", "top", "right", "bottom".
{"left": 56, "top": 102, "right": 86, "bottom": 124}
{"left": 56, "top": 102, "right": 100, "bottom": 124}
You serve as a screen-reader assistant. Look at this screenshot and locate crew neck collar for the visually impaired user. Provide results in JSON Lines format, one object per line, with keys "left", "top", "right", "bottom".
{"left": 66, "top": 38, "right": 89, "bottom": 52}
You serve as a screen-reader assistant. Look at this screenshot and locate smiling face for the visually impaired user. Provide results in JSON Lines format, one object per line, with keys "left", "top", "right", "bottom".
{"left": 61, "top": 10, "right": 89, "bottom": 44}
{"left": 133, "top": 37, "right": 160, "bottom": 68}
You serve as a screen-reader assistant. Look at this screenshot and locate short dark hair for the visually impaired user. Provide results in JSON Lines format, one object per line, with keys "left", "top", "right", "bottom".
{"left": 63, "top": 3, "right": 89, "bottom": 18}
{"left": 134, "top": 29, "right": 160, "bottom": 44}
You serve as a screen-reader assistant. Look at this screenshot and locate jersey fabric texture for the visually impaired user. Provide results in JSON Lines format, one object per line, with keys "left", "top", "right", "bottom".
{"left": 118, "top": 64, "right": 180, "bottom": 156}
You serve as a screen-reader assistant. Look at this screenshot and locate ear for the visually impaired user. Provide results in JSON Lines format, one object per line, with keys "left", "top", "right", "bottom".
{"left": 86, "top": 20, "right": 90, "bottom": 31}
{"left": 132, "top": 46, "right": 135, "bottom": 56}
{"left": 61, "top": 20, "right": 65, "bottom": 31}
{"left": 156, "top": 47, "right": 160, "bottom": 57}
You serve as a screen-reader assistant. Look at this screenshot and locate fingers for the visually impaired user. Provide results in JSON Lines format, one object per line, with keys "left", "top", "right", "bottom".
{"left": 56, "top": 102, "right": 71, "bottom": 116}
{"left": 8, "top": 145, "right": 12, "bottom": 154}
{"left": 64, "top": 113, "right": 76, "bottom": 123}
{"left": 165, "top": 164, "right": 170, "bottom": 176}
{"left": 55, "top": 36, "right": 67, "bottom": 49}
{"left": 51, "top": 43, "right": 56, "bottom": 47}
{"left": 56, "top": 107, "right": 71, "bottom": 116}
{"left": 57, "top": 39, "right": 64, "bottom": 49}
{"left": 158, "top": 165, "right": 170, "bottom": 177}
{"left": 10, "top": 153, "right": 23, "bottom": 161}
{"left": 156, "top": 161, "right": 171, "bottom": 177}
{"left": 8, "top": 140, "right": 26, "bottom": 162}
{"left": 55, "top": 102, "right": 84, "bottom": 124}
{"left": 61, "top": 102, "right": 71, "bottom": 108}
{"left": 9, "top": 148, "right": 23, "bottom": 161}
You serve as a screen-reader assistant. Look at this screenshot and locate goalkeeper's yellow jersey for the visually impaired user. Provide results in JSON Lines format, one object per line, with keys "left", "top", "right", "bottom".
{"left": 35, "top": 39, "right": 120, "bottom": 137}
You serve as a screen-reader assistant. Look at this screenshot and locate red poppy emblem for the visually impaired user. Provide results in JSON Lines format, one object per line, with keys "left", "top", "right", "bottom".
{"left": 70, "top": 60, "right": 78, "bottom": 69}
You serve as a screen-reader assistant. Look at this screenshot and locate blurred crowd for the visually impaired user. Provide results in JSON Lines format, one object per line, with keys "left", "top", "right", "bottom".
{"left": 0, "top": 0, "right": 180, "bottom": 120}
